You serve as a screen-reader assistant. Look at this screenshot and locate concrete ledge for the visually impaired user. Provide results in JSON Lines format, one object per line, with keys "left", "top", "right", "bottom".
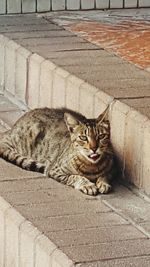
{"left": 0, "top": 35, "right": 9, "bottom": 94}
{"left": 0, "top": 196, "right": 74, "bottom": 267}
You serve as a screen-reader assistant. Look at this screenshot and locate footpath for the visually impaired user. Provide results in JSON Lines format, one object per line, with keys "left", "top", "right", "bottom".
{"left": 0, "top": 8, "right": 150, "bottom": 267}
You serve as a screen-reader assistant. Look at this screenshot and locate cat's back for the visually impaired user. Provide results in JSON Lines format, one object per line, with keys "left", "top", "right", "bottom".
{"left": 14, "top": 108, "right": 65, "bottom": 126}
{"left": 13, "top": 107, "right": 86, "bottom": 128}
{"left": 7, "top": 107, "right": 86, "bottom": 159}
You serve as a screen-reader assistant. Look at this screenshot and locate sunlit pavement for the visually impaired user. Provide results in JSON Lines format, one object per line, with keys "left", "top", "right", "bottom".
{"left": 44, "top": 8, "right": 150, "bottom": 70}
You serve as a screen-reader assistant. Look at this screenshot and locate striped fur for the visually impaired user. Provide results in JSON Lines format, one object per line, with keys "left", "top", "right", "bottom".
{"left": 0, "top": 107, "right": 115, "bottom": 195}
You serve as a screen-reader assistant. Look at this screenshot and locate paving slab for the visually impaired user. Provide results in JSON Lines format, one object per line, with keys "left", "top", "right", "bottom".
{"left": 63, "top": 239, "right": 150, "bottom": 262}
{"left": 46, "top": 225, "right": 146, "bottom": 247}
{"left": 0, "top": 24, "right": 63, "bottom": 33}
{"left": 121, "top": 98, "right": 150, "bottom": 118}
{"left": 102, "top": 187, "right": 150, "bottom": 223}
{"left": 28, "top": 44, "right": 100, "bottom": 58}
{"left": 15, "top": 199, "right": 111, "bottom": 219}
{"left": 1, "top": 186, "right": 86, "bottom": 205}
{"left": 4, "top": 29, "right": 75, "bottom": 40}
{"left": 77, "top": 256, "right": 150, "bottom": 267}
{"left": 19, "top": 36, "right": 87, "bottom": 47}
{"left": 63, "top": 64, "right": 150, "bottom": 80}
{"left": 0, "top": 177, "right": 62, "bottom": 193}
{"left": 33, "top": 212, "right": 129, "bottom": 232}
{"left": 0, "top": 158, "right": 40, "bottom": 181}
{"left": 0, "top": 14, "right": 49, "bottom": 25}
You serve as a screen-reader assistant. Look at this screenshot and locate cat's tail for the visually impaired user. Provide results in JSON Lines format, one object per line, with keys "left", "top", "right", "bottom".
{"left": 0, "top": 145, "right": 45, "bottom": 173}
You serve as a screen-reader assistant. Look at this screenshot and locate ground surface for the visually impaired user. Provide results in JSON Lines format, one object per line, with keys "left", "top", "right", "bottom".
{"left": 0, "top": 95, "right": 150, "bottom": 266}
{"left": 43, "top": 8, "right": 150, "bottom": 70}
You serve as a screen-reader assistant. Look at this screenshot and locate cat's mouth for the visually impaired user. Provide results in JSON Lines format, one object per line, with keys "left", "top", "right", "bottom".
{"left": 88, "top": 153, "right": 100, "bottom": 161}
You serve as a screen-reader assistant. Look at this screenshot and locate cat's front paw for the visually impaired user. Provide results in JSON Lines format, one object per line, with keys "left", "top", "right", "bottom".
{"left": 96, "top": 181, "right": 111, "bottom": 194}
{"left": 80, "top": 183, "right": 98, "bottom": 196}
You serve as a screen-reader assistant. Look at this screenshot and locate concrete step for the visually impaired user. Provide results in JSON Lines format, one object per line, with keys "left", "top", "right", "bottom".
{"left": 0, "top": 12, "right": 150, "bottom": 196}
{"left": 0, "top": 96, "right": 150, "bottom": 266}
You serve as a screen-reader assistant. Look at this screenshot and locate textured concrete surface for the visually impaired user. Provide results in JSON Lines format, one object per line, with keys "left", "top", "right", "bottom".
{"left": 45, "top": 9, "right": 150, "bottom": 69}
{"left": 0, "top": 96, "right": 150, "bottom": 266}
{"left": 1, "top": 12, "right": 149, "bottom": 117}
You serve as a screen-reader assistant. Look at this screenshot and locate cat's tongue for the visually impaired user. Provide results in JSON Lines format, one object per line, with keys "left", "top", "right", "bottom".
{"left": 89, "top": 153, "right": 99, "bottom": 161}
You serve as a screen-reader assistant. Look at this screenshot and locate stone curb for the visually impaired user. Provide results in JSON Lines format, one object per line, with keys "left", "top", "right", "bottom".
{"left": 0, "top": 0, "right": 149, "bottom": 15}
{"left": 0, "top": 196, "right": 75, "bottom": 267}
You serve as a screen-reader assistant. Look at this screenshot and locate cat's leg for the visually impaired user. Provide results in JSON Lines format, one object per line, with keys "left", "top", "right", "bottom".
{"left": 66, "top": 175, "right": 98, "bottom": 195}
{"left": 96, "top": 176, "right": 112, "bottom": 194}
{"left": 46, "top": 168, "right": 98, "bottom": 195}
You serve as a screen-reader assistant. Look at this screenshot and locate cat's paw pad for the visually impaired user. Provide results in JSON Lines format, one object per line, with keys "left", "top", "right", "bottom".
{"left": 97, "top": 181, "right": 111, "bottom": 194}
{"left": 80, "top": 184, "right": 98, "bottom": 196}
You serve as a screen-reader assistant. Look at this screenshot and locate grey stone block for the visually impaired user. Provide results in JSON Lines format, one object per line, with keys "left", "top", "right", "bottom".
{"left": 7, "top": 0, "right": 21, "bottom": 13}
{"left": 67, "top": 0, "right": 80, "bottom": 10}
{"left": 37, "top": 0, "right": 50, "bottom": 12}
{"left": 110, "top": 0, "right": 123, "bottom": 8}
{"left": 81, "top": 0, "right": 95, "bottom": 9}
{"left": 22, "top": 0, "right": 36, "bottom": 13}
{"left": 96, "top": 0, "right": 109, "bottom": 9}
{"left": 52, "top": 0, "right": 65, "bottom": 11}
{"left": 125, "top": 0, "right": 138, "bottom": 8}
{"left": 139, "top": 0, "right": 150, "bottom": 7}
{"left": 0, "top": 0, "right": 6, "bottom": 14}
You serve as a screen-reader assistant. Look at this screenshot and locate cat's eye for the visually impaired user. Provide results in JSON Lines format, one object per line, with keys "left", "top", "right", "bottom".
{"left": 79, "top": 135, "right": 87, "bottom": 141}
{"left": 99, "top": 134, "right": 106, "bottom": 139}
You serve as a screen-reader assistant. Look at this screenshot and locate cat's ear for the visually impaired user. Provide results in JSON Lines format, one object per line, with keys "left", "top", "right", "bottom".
{"left": 64, "top": 113, "right": 80, "bottom": 133}
{"left": 96, "top": 106, "right": 110, "bottom": 126}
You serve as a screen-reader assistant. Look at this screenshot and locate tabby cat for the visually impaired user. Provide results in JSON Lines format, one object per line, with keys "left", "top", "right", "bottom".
{"left": 0, "top": 107, "right": 115, "bottom": 195}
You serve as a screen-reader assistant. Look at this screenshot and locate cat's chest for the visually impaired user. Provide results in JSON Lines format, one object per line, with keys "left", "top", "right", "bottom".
{"left": 69, "top": 156, "right": 100, "bottom": 180}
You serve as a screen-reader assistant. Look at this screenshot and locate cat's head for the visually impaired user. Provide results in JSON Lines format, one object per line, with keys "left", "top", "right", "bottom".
{"left": 64, "top": 108, "right": 111, "bottom": 164}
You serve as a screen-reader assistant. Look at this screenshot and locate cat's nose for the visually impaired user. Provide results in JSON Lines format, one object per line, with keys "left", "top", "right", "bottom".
{"left": 89, "top": 137, "right": 98, "bottom": 153}
{"left": 91, "top": 147, "right": 97, "bottom": 153}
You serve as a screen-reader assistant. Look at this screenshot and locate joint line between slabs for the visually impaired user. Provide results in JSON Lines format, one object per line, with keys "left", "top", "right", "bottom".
{"left": 102, "top": 199, "right": 150, "bottom": 239}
